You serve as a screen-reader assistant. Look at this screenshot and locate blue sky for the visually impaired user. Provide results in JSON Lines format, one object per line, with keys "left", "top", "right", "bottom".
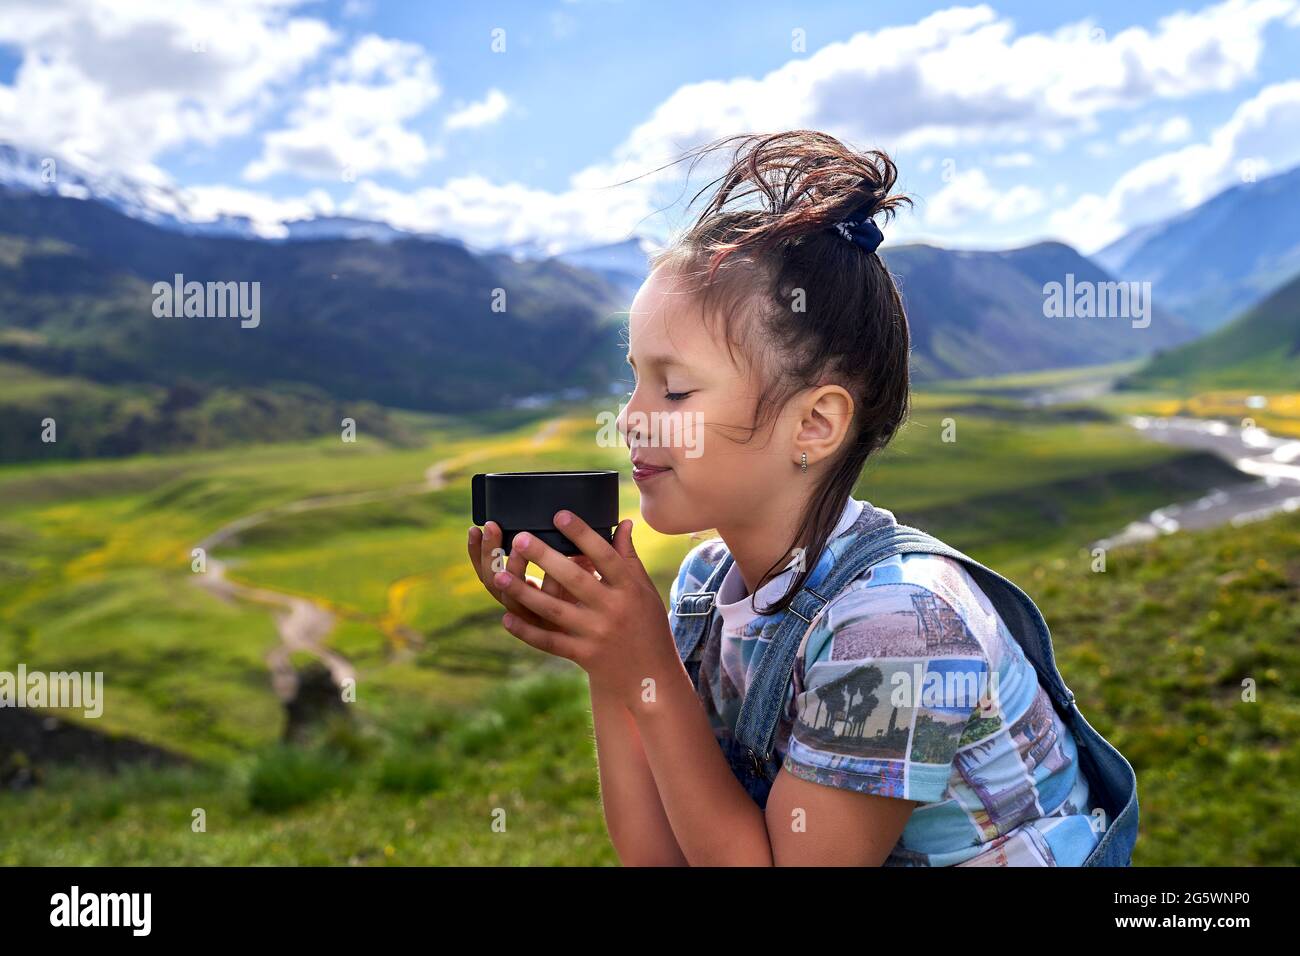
{"left": 2, "top": 0, "right": 1298, "bottom": 253}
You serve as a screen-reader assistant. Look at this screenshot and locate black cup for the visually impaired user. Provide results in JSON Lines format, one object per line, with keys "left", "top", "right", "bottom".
{"left": 471, "top": 470, "right": 620, "bottom": 557}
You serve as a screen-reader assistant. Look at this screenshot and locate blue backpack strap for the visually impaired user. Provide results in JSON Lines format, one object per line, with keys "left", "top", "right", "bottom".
{"left": 730, "top": 522, "right": 1138, "bottom": 866}
{"left": 671, "top": 547, "right": 735, "bottom": 665}
{"left": 886, "top": 526, "right": 1082, "bottom": 713}
{"left": 892, "top": 528, "right": 1138, "bottom": 866}
{"left": 735, "top": 522, "right": 1086, "bottom": 759}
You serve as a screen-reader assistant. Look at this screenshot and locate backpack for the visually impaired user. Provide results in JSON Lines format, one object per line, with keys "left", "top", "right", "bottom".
{"left": 671, "top": 515, "right": 1139, "bottom": 867}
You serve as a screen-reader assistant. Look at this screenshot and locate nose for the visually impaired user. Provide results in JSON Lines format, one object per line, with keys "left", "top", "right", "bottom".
{"left": 618, "top": 386, "right": 646, "bottom": 450}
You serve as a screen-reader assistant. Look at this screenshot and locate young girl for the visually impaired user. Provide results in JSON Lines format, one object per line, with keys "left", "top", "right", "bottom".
{"left": 467, "top": 130, "right": 1132, "bottom": 866}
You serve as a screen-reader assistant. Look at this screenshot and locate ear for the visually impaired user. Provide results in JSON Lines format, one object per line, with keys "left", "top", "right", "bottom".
{"left": 793, "top": 384, "right": 854, "bottom": 466}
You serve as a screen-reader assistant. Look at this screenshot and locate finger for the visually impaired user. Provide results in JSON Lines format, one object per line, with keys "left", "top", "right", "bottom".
{"left": 477, "top": 522, "right": 512, "bottom": 597}
{"left": 470, "top": 524, "right": 508, "bottom": 594}
{"left": 551, "top": 511, "right": 628, "bottom": 586}
{"left": 565, "top": 553, "right": 598, "bottom": 582}
{"left": 612, "top": 518, "right": 645, "bottom": 570}
{"left": 544, "top": 553, "right": 601, "bottom": 604}
{"left": 501, "top": 612, "right": 585, "bottom": 664}
{"left": 467, "top": 525, "right": 485, "bottom": 583}
{"left": 510, "top": 529, "right": 607, "bottom": 606}
{"left": 539, "top": 569, "right": 565, "bottom": 600}
{"left": 479, "top": 521, "right": 508, "bottom": 578}
{"left": 471, "top": 524, "right": 552, "bottom": 627}
{"left": 484, "top": 523, "right": 530, "bottom": 599}
{"left": 492, "top": 566, "right": 591, "bottom": 633}
{"left": 506, "top": 531, "right": 530, "bottom": 580}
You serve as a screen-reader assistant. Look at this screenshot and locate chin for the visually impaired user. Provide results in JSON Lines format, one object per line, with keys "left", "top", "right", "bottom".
{"left": 637, "top": 492, "right": 705, "bottom": 537}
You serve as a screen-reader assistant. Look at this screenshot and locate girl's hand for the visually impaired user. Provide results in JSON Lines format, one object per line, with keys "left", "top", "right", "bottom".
{"left": 490, "top": 511, "right": 680, "bottom": 707}
{"left": 467, "top": 521, "right": 597, "bottom": 631}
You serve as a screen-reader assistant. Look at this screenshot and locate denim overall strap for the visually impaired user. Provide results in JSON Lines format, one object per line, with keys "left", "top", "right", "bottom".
{"left": 731, "top": 519, "right": 925, "bottom": 762}
{"left": 671, "top": 548, "right": 735, "bottom": 666}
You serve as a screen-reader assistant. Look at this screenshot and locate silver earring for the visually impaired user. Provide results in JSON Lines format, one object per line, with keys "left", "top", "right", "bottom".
{"left": 800, "top": 452, "right": 808, "bottom": 473}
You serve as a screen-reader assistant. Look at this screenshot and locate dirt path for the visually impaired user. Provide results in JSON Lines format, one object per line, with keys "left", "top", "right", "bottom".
{"left": 192, "top": 417, "right": 562, "bottom": 701}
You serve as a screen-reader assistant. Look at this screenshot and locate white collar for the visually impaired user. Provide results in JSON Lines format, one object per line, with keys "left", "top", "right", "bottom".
{"left": 714, "top": 496, "right": 864, "bottom": 627}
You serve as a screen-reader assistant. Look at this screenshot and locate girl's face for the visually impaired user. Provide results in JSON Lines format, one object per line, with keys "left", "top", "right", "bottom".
{"left": 619, "top": 263, "right": 803, "bottom": 537}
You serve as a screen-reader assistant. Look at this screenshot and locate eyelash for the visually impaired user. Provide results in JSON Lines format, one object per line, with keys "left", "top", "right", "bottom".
{"left": 623, "top": 377, "right": 693, "bottom": 403}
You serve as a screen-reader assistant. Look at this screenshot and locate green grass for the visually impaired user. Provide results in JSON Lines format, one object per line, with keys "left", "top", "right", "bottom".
{"left": 1, "top": 388, "right": 1290, "bottom": 864}
{"left": 0, "top": 668, "right": 614, "bottom": 865}
{"left": 1121, "top": 273, "right": 1300, "bottom": 394}
{"left": 1033, "top": 511, "right": 1300, "bottom": 865}
{"left": 924, "top": 359, "right": 1145, "bottom": 395}
{"left": 3, "top": 510, "right": 1296, "bottom": 865}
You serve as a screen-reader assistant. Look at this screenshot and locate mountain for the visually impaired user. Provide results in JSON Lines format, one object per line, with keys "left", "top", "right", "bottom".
{"left": 555, "top": 237, "right": 659, "bottom": 305}
{"left": 0, "top": 156, "right": 1202, "bottom": 437}
{"left": 0, "top": 142, "right": 465, "bottom": 246}
{"left": 512, "top": 234, "right": 1192, "bottom": 381}
{"left": 880, "top": 241, "right": 1197, "bottom": 381}
{"left": 0, "top": 193, "right": 629, "bottom": 416}
{"left": 1122, "top": 270, "right": 1300, "bottom": 392}
{"left": 0, "top": 142, "right": 264, "bottom": 239}
{"left": 282, "top": 216, "right": 425, "bottom": 244}
{"left": 1094, "top": 164, "right": 1300, "bottom": 332}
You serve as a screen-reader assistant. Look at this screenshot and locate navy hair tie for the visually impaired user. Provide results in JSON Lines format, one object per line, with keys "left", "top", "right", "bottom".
{"left": 832, "top": 207, "right": 884, "bottom": 253}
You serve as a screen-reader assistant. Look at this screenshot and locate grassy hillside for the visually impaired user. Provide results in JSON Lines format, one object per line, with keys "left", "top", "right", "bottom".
{"left": 0, "top": 360, "right": 422, "bottom": 462}
{"left": 0, "top": 195, "right": 628, "bottom": 414}
{"left": 866, "top": 391, "right": 1249, "bottom": 575}
{"left": 1032, "top": 510, "right": 1300, "bottom": 865}
{"left": 3, "top": 506, "right": 1293, "bottom": 865}
{"left": 1124, "top": 271, "right": 1300, "bottom": 392}
{"left": 0, "top": 392, "right": 1285, "bottom": 864}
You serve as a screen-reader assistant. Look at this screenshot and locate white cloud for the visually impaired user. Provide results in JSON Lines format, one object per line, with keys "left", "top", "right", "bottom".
{"left": 5, "top": 0, "right": 1295, "bottom": 255}
{"left": 1158, "top": 116, "right": 1194, "bottom": 142}
{"left": 464, "top": 0, "right": 1296, "bottom": 251}
{"left": 339, "top": 171, "right": 657, "bottom": 254}
{"left": 444, "top": 89, "right": 509, "bottom": 131}
{"left": 183, "top": 184, "right": 337, "bottom": 236}
{"left": 0, "top": 0, "right": 335, "bottom": 179}
{"left": 572, "top": 0, "right": 1297, "bottom": 188}
{"left": 1117, "top": 115, "right": 1193, "bottom": 146}
{"left": 243, "top": 34, "right": 442, "bottom": 182}
{"left": 325, "top": 0, "right": 1299, "bottom": 252}
{"left": 1050, "top": 80, "right": 1300, "bottom": 252}
{"left": 923, "top": 167, "right": 1045, "bottom": 229}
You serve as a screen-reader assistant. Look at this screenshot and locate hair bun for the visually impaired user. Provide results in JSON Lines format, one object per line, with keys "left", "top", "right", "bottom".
{"left": 667, "top": 130, "right": 911, "bottom": 257}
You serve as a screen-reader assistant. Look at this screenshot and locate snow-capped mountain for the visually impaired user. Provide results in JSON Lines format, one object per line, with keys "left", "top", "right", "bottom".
{"left": 0, "top": 142, "right": 265, "bottom": 239}
{"left": 556, "top": 236, "right": 660, "bottom": 277}
{"left": 485, "top": 236, "right": 565, "bottom": 261}
{"left": 554, "top": 236, "right": 659, "bottom": 304}
{"left": 0, "top": 142, "right": 450, "bottom": 245}
{"left": 282, "top": 216, "right": 420, "bottom": 244}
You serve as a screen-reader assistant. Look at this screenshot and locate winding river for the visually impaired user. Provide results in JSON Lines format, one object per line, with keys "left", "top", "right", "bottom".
{"left": 1094, "top": 415, "right": 1300, "bottom": 550}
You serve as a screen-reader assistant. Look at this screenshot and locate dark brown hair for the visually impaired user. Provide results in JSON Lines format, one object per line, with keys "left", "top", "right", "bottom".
{"left": 646, "top": 130, "right": 913, "bottom": 616}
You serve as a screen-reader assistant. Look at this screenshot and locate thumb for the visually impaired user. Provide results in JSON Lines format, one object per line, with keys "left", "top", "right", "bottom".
{"left": 614, "top": 518, "right": 642, "bottom": 565}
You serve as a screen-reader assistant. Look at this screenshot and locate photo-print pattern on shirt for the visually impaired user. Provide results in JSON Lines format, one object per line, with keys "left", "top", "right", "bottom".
{"left": 668, "top": 496, "right": 1105, "bottom": 867}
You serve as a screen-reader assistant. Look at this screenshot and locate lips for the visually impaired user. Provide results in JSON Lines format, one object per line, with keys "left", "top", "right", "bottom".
{"left": 631, "top": 457, "right": 671, "bottom": 481}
